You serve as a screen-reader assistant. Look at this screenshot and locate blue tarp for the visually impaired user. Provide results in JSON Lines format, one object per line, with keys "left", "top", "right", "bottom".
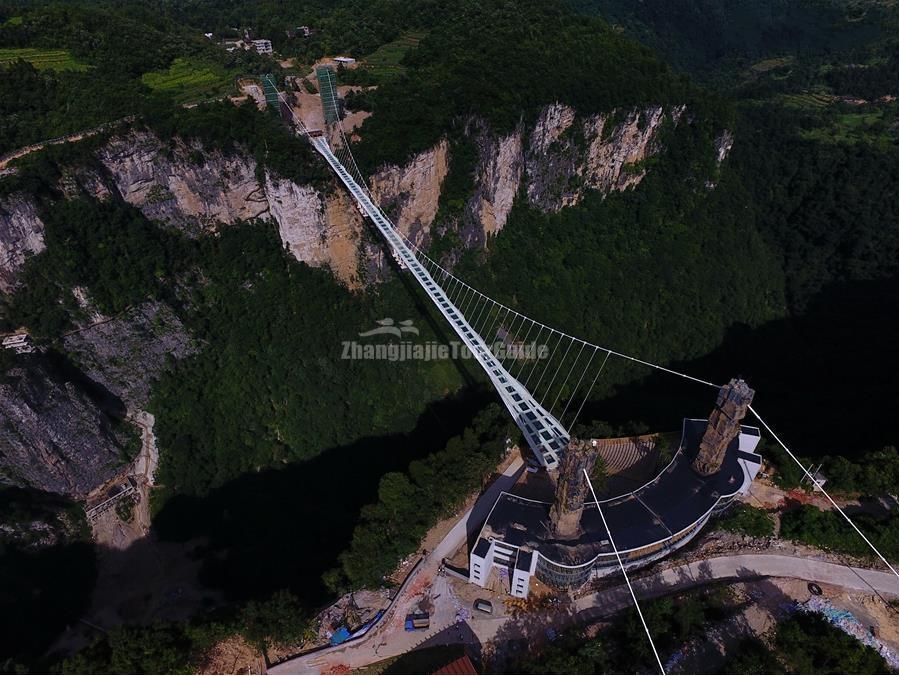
{"left": 329, "top": 627, "right": 351, "bottom": 645}
{"left": 349, "top": 611, "right": 383, "bottom": 639}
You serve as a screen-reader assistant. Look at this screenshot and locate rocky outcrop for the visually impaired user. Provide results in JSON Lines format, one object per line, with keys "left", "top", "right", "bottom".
{"left": 73, "top": 103, "right": 706, "bottom": 288}
{"left": 96, "top": 132, "right": 270, "bottom": 233}
{"left": 368, "top": 102, "right": 683, "bottom": 253}
{"left": 526, "top": 104, "right": 669, "bottom": 212}
{"left": 0, "top": 362, "right": 132, "bottom": 498}
{"left": 370, "top": 139, "right": 449, "bottom": 243}
{"left": 0, "top": 194, "right": 45, "bottom": 292}
{"left": 475, "top": 131, "right": 524, "bottom": 238}
{"left": 63, "top": 300, "right": 197, "bottom": 409}
{"left": 714, "top": 129, "right": 734, "bottom": 165}
{"left": 264, "top": 173, "right": 365, "bottom": 286}
{"left": 90, "top": 130, "right": 366, "bottom": 286}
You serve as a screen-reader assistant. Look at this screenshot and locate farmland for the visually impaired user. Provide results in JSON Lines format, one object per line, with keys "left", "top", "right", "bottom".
{"left": 360, "top": 30, "right": 426, "bottom": 79}
{"left": 801, "top": 106, "right": 899, "bottom": 148}
{"left": 0, "top": 47, "right": 88, "bottom": 71}
{"left": 141, "top": 57, "right": 234, "bottom": 104}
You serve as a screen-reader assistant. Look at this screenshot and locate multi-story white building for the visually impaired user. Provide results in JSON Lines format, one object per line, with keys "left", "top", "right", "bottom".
{"left": 252, "top": 39, "right": 273, "bottom": 55}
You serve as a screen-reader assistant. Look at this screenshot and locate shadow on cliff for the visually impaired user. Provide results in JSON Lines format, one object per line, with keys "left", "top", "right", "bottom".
{"left": 152, "top": 383, "right": 496, "bottom": 607}
{"left": 579, "top": 276, "right": 899, "bottom": 458}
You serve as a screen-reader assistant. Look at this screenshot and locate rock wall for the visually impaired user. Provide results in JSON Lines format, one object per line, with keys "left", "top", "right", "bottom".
{"left": 370, "top": 139, "right": 449, "bottom": 243}
{"left": 1, "top": 103, "right": 712, "bottom": 293}
{"left": 91, "top": 130, "right": 365, "bottom": 287}
{"left": 373, "top": 103, "right": 687, "bottom": 252}
{"left": 63, "top": 300, "right": 197, "bottom": 410}
{"left": 0, "top": 361, "right": 131, "bottom": 498}
{"left": 526, "top": 103, "right": 670, "bottom": 212}
{"left": 475, "top": 131, "right": 525, "bottom": 239}
{"left": 96, "top": 133, "right": 269, "bottom": 232}
{"left": 264, "top": 173, "right": 364, "bottom": 285}
{"left": 0, "top": 194, "right": 45, "bottom": 292}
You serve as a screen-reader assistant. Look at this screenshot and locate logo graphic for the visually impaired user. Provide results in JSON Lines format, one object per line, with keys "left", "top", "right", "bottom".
{"left": 342, "top": 317, "right": 548, "bottom": 362}
{"left": 358, "top": 318, "right": 420, "bottom": 338}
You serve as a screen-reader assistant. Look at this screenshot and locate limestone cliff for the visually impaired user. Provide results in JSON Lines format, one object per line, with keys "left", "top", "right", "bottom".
{"left": 264, "top": 173, "right": 364, "bottom": 286}
{"left": 1, "top": 103, "right": 715, "bottom": 295}
{"left": 90, "top": 130, "right": 365, "bottom": 286}
{"left": 526, "top": 103, "right": 670, "bottom": 212}
{"left": 366, "top": 102, "right": 692, "bottom": 253}
{"left": 63, "top": 300, "right": 197, "bottom": 409}
{"left": 0, "top": 194, "right": 45, "bottom": 292}
{"left": 0, "top": 360, "right": 132, "bottom": 498}
{"left": 475, "top": 131, "right": 524, "bottom": 239}
{"left": 96, "top": 133, "right": 270, "bottom": 232}
{"left": 370, "top": 139, "right": 449, "bottom": 245}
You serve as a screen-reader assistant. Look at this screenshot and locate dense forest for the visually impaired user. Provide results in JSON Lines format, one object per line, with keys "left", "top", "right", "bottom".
{"left": 513, "top": 589, "right": 892, "bottom": 674}
{"left": 569, "top": 0, "right": 892, "bottom": 84}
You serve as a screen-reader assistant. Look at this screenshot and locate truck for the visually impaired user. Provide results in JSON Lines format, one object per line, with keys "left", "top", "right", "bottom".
{"left": 404, "top": 612, "right": 430, "bottom": 631}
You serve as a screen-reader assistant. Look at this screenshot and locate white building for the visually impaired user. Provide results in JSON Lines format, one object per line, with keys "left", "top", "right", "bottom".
{"left": 2, "top": 333, "right": 34, "bottom": 354}
{"left": 334, "top": 56, "right": 356, "bottom": 65}
{"left": 252, "top": 39, "right": 273, "bottom": 55}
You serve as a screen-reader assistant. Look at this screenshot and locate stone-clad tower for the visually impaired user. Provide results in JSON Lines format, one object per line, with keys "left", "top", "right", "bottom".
{"left": 693, "top": 378, "right": 755, "bottom": 476}
{"left": 550, "top": 439, "right": 599, "bottom": 539}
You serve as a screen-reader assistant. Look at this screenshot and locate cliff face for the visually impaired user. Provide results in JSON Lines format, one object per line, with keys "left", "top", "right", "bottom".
{"left": 370, "top": 139, "right": 450, "bottom": 244}
{"left": 366, "top": 103, "right": 688, "bottom": 252}
{"left": 91, "top": 130, "right": 366, "bottom": 287}
{"left": 475, "top": 130, "right": 525, "bottom": 239}
{"left": 96, "top": 133, "right": 270, "bottom": 232}
{"left": 0, "top": 103, "right": 713, "bottom": 294}
{"left": 264, "top": 173, "right": 365, "bottom": 286}
{"left": 522, "top": 103, "right": 672, "bottom": 212}
{"left": 63, "top": 300, "right": 197, "bottom": 410}
{"left": 0, "top": 194, "right": 45, "bottom": 292}
{"left": 0, "top": 361, "right": 132, "bottom": 498}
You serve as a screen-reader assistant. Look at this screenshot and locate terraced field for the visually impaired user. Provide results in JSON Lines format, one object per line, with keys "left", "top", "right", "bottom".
{"left": 141, "top": 57, "right": 233, "bottom": 104}
{"left": 361, "top": 30, "right": 427, "bottom": 79}
{"left": 0, "top": 47, "right": 88, "bottom": 71}
{"left": 750, "top": 55, "right": 794, "bottom": 73}
{"left": 780, "top": 90, "right": 838, "bottom": 108}
{"left": 801, "top": 107, "right": 898, "bottom": 148}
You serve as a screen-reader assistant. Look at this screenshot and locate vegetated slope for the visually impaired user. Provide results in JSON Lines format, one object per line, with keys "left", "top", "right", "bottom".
{"left": 2, "top": 184, "right": 464, "bottom": 498}
{"left": 351, "top": 0, "right": 694, "bottom": 169}
{"left": 0, "top": 1, "right": 275, "bottom": 153}
{"left": 568, "top": 0, "right": 890, "bottom": 82}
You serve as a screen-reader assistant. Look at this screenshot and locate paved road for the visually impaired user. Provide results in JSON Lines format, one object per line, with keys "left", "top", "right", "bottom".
{"left": 574, "top": 554, "right": 899, "bottom": 621}
{"left": 269, "top": 457, "right": 524, "bottom": 675}
{"left": 467, "top": 554, "right": 899, "bottom": 647}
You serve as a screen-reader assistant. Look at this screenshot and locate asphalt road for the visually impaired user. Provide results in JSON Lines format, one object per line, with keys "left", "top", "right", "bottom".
{"left": 574, "top": 553, "right": 899, "bottom": 621}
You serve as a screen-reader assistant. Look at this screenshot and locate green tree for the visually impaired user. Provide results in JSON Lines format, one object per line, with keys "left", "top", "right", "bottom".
{"left": 240, "top": 590, "right": 314, "bottom": 650}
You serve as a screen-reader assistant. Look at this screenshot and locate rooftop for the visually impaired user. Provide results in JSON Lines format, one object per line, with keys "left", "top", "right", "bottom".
{"left": 478, "top": 419, "right": 761, "bottom": 565}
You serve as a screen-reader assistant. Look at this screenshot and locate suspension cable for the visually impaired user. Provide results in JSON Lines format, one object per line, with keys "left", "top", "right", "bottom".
{"left": 584, "top": 470, "right": 665, "bottom": 674}
{"left": 749, "top": 405, "right": 899, "bottom": 581}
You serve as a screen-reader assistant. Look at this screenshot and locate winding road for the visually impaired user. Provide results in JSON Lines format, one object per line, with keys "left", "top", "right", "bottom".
{"left": 576, "top": 553, "right": 899, "bottom": 621}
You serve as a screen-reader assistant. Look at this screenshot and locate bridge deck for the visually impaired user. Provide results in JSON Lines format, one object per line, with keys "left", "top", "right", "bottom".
{"left": 310, "top": 135, "right": 569, "bottom": 468}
